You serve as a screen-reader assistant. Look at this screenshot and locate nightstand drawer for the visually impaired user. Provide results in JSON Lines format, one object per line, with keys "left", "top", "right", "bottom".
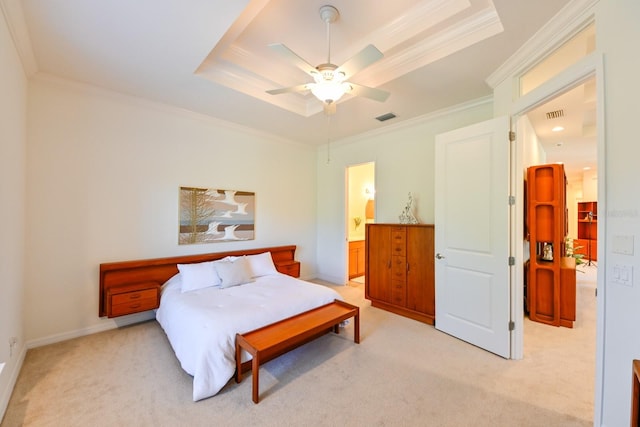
{"left": 111, "top": 288, "right": 157, "bottom": 305}
{"left": 110, "top": 296, "right": 158, "bottom": 317}
{"left": 106, "top": 282, "right": 160, "bottom": 318}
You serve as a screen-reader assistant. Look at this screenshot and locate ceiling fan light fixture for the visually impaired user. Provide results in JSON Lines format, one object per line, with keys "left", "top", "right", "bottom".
{"left": 310, "top": 80, "right": 349, "bottom": 103}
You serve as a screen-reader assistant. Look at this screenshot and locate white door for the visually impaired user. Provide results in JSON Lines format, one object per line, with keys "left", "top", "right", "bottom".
{"left": 434, "top": 116, "right": 511, "bottom": 358}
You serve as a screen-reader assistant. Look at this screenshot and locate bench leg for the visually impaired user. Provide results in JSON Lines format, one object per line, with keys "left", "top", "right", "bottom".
{"left": 252, "top": 354, "right": 260, "bottom": 403}
{"left": 235, "top": 342, "right": 242, "bottom": 383}
{"left": 354, "top": 311, "right": 360, "bottom": 344}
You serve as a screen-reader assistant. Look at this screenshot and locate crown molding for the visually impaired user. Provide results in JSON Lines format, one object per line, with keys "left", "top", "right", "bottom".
{"left": 358, "top": 0, "right": 470, "bottom": 53}
{"left": 31, "top": 72, "right": 312, "bottom": 150}
{"left": 0, "top": 0, "right": 37, "bottom": 76}
{"left": 486, "top": 0, "right": 599, "bottom": 89}
{"left": 327, "top": 95, "right": 493, "bottom": 150}
{"left": 364, "top": 7, "right": 502, "bottom": 85}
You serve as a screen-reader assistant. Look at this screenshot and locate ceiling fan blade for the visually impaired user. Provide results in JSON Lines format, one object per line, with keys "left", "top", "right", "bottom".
{"left": 268, "top": 43, "right": 318, "bottom": 77}
{"left": 335, "top": 44, "right": 383, "bottom": 79}
{"left": 266, "top": 83, "right": 312, "bottom": 96}
{"left": 347, "top": 83, "right": 390, "bottom": 102}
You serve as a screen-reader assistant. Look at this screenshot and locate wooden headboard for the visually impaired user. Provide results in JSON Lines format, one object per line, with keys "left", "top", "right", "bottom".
{"left": 99, "top": 245, "right": 298, "bottom": 317}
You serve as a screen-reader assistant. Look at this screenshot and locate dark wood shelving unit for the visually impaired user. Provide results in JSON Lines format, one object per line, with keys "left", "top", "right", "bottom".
{"left": 526, "top": 163, "right": 576, "bottom": 328}
{"left": 574, "top": 201, "right": 597, "bottom": 263}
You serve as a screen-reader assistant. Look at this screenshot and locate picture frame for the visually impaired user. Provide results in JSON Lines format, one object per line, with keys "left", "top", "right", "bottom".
{"left": 179, "top": 187, "right": 255, "bottom": 244}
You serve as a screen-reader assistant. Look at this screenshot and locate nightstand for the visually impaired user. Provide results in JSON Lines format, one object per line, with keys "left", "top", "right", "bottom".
{"left": 106, "top": 281, "right": 160, "bottom": 318}
{"left": 275, "top": 260, "right": 300, "bottom": 278}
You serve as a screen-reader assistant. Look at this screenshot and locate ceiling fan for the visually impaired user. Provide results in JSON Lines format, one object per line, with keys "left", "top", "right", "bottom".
{"left": 266, "top": 5, "right": 390, "bottom": 115}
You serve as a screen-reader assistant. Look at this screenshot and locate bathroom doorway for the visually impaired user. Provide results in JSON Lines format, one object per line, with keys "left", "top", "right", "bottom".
{"left": 346, "top": 162, "right": 375, "bottom": 285}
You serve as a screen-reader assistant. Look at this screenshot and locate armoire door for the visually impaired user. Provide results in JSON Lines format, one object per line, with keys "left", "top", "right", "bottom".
{"left": 365, "top": 224, "right": 392, "bottom": 303}
{"left": 406, "top": 225, "right": 435, "bottom": 318}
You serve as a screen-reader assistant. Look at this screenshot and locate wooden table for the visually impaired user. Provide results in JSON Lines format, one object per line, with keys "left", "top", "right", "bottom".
{"left": 235, "top": 299, "right": 360, "bottom": 403}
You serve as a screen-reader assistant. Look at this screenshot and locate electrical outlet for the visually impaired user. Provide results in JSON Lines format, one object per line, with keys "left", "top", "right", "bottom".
{"left": 9, "top": 337, "right": 17, "bottom": 357}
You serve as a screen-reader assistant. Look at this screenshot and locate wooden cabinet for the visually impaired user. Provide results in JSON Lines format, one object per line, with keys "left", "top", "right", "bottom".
{"left": 365, "top": 224, "right": 435, "bottom": 325}
{"left": 106, "top": 281, "right": 160, "bottom": 318}
{"left": 348, "top": 240, "right": 366, "bottom": 279}
{"left": 526, "top": 164, "right": 576, "bottom": 328}
{"left": 574, "top": 201, "right": 597, "bottom": 261}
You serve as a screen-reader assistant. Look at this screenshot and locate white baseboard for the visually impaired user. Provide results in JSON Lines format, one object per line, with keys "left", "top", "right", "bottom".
{"left": 25, "top": 311, "right": 155, "bottom": 349}
{"left": 313, "top": 273, "right": 344, "bottom": 285}
{"left": 0, "top": 344, "right": 27, "bottom": 423}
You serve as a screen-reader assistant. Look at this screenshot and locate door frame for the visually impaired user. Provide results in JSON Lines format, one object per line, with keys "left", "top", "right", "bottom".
{"left": 509, "top": 52, "right": 605, "bottom": 409}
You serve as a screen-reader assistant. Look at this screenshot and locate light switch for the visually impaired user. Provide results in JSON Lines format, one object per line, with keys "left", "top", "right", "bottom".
{"left": 612, "top": 264, "right": 633, "bottom": 287}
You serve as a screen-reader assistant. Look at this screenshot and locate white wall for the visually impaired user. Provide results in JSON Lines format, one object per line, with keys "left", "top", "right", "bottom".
{"left": 0, "top": 9, "right": 27, "bottom": 419}
{"left": 594, "top": 1, "right": 640, "bottom": 424}
{"left": 315, "top": 100, "right": 493, "bottom": 284}
{"left": 566, "top": 182, "right": 582, "bottom": 240}
{"left": 24, "top": 77, "right": 318, "bottom": 345}
{"left": 519, "top": 115, "right": 547, "bottom": 170}
{"left": 582, "top": 168, "right": 598, "bottom": 202}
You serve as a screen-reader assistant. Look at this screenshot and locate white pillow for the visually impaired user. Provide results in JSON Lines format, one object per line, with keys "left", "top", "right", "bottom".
{"left": 214, "top": 257, "right": 253, "bottom": 288}
{"left": 177, "top": 261, "right": 221, "bottom": 293}
{"left": 161, "top": 273, "right": 182, "bottom": 293}
{"left": 245, "top": 252, "right": 278, "bottom": 277}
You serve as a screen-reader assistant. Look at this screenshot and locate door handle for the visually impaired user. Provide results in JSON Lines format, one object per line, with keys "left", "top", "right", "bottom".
{"left": 435, "top": 253, "right": 445, "bottom": 259}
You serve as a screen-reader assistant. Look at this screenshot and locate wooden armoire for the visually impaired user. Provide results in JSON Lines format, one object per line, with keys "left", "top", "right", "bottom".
{"left": 364, "top": 223, "right": 435, "bottom": 325}
{"left": 526, "top": 163, "right": 576, "bottom": 327}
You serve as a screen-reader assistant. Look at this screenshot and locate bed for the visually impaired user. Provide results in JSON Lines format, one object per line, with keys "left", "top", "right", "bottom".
{"left": 99, "top": 246, "right": 342, "bottom": 401}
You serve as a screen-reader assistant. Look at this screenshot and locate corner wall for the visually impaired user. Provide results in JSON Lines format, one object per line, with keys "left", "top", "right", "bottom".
{"left": 24, "top": 76, "right": 318, "bottom": 346}
{"left": 0, "top": 8, "right": 27, "bottom": 420}
{"left": 315, "top": 100, "right": 493, "bottom": 284}
{"left": 594, "top": 1, "right": 640, "bottom": 424}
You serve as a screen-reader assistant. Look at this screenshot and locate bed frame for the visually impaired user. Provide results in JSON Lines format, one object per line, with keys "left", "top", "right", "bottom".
{"left": 99, "top": 245, "right": 299, "bottom": 317}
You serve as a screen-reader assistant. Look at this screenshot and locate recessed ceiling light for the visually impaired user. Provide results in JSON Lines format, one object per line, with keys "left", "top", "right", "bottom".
{"left": 552, "top": 126, "right": 565, "bottom": 132}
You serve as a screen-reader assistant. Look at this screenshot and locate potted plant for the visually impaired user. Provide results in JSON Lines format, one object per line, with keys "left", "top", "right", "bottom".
{"left": 565, "top": 237, "right": 585, "bottom": 272}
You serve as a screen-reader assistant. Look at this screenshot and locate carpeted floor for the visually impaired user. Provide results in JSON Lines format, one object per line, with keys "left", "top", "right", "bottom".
{"left": 2, "top": 268, "right": 596, "bottom": 426}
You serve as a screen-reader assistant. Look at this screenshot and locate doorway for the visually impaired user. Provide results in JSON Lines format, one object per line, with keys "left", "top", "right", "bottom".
{"left": 346, "top": 162, "right": 375, "bottom": 285}
{"left": 517, "top": 74, "right": 599, "bottom": 415}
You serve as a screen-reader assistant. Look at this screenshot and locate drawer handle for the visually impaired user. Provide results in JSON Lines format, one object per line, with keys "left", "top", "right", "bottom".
{"left": 129, "top": 294, "right": 142, "bottom": 299}
{"left": 129, "top": 303, "right": 141, "bottom": 309}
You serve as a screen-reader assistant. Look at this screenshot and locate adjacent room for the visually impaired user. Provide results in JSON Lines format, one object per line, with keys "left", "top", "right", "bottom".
{"left": 2, "top": 1, "right": 640, "bottom": 426}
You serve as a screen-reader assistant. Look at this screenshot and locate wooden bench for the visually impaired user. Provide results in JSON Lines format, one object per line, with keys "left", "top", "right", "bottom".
{"left": 235, "top": 299, "right": 360, "bottom": 403}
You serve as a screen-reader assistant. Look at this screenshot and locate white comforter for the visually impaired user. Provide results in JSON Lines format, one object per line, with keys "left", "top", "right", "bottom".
{"left": 155, "top": 273, "right": 342, "bottom": 401}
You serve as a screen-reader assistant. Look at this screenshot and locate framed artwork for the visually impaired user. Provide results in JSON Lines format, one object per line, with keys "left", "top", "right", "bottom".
{"left": 179, "top": 187, "right": 255, "bottom": 244}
